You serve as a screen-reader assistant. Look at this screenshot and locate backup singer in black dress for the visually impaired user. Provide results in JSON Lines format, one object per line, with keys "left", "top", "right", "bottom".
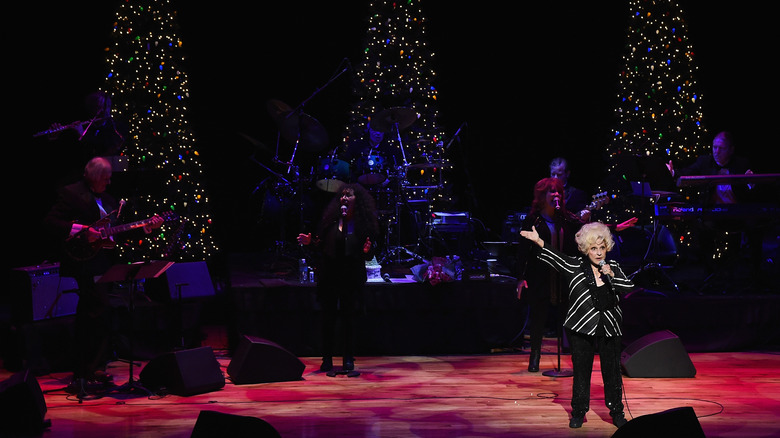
{"left": 520, "top": 221, "right": 634, "bottom": 429}
{"left": 297, "top": 183, "right": 379, "bottom": 372}
{"left": 515, "top": 177, "right": 584, "bottom": 372}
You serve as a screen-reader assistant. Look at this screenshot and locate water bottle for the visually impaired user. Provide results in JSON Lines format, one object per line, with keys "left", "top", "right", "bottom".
{"left": 298, "top": 258, "right": 309, "bottom": 283}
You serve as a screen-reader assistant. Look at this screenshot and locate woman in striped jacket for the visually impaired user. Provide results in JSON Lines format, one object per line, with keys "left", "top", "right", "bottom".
{"left": 520, "top": 221, "right": 634, "bottom": 429}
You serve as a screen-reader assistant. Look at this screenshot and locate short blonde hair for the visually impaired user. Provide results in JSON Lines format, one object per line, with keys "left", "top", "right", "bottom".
{"left": 575, "top": 222, "right": 615, "bottom": 255}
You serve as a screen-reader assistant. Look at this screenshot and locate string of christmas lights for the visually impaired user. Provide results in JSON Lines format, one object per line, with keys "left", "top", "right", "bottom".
{"left": 104, "top": 0, "right": 218, "bottom": 262}
{"left": 602, "top": 0, "right": 733, "bottom": 260}
{"left": 607, "top": 0, "right": 708, "bottom": 170}
{"left": 345, "top": 0, "right": 451, "bottom": 209}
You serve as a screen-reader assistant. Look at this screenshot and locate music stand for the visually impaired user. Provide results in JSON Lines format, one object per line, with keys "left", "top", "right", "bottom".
{"left": 99, "top": 260, "right": 174, "bottom": 396}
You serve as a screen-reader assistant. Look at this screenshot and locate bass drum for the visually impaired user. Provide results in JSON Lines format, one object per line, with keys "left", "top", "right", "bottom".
{"left": 315, "top": 157, "right": 350, "bottom": 192}
{"left": 356, "top": 153, "right": 387, "bottom": 185}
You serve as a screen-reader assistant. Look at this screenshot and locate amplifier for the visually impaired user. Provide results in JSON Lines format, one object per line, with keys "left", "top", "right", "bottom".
{"left": 502, "top": 210, "right": 529, "bottom": 243}
{"left": 10, "top": 264, "right": 79, "bottom": 321}
{"left": 431, "top": 211, "right": 470, "bottom": 233}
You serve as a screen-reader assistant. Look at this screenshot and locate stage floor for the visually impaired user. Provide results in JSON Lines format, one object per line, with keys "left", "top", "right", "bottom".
{"left": 2, "top": 347, "right": 779, "bottom": 438}
{"left": 3, "top": 249, "right": 780, "bottom": 437}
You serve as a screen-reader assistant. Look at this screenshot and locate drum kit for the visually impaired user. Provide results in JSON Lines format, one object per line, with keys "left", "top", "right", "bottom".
{"left": 257, "top": 99, "right": 451, "bottom": 264}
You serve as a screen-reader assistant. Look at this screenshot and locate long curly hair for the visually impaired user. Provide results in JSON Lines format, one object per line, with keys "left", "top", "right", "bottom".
{"left": 318, "top": 183, "right": 379, "bottom": 240}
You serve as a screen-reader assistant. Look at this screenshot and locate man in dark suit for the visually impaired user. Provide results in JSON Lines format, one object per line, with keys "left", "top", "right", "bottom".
{"left": 667, "top": 131, "right": 763, "bottom": 282}
{"left": 549, "top": 157, "right": 590, "bottom": 215}
{"left": 669, "top": 131, "right": 754, "bottom": 204}
{"left": 44, "top": 157, "right": 162, "bottom": 396}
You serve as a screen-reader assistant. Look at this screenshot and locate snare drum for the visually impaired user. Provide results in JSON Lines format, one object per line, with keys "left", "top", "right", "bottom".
{"left": 315, "top": 157, "right": 350, "bottom": 192}
{"left": 356, "top": 153, "right": 387, "bottom": 185}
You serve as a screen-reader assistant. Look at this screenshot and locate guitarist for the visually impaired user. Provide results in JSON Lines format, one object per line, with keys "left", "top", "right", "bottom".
{"left": 44, "top": 157, "right": 163, "bottom": 396}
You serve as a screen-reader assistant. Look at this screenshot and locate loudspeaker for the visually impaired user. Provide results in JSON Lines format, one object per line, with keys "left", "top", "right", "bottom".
{"left": 21, "top": 316, "right": 76, "bottom": 375}
{"left": 227, "top": 335, "right": 305, "bottom": 384}
{"left": 0, "top": 370, "right": 50, "bottom": 435}
{"left": 190, "top": 410, "right": 281, "bottom": 438}
{"left": 611, "top": 407, "right": 705, "bottom": 438}
{"left": 621, "top": 330, "right": 696, "bottom": 378}
{"left": 139, "top": 346, "right": 225, "bottom": 396}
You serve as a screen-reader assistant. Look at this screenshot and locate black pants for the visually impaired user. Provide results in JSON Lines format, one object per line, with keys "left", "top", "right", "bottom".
{"left": 567, "top": 328, "right": 624, "bottom": 418}
{"left": 73, "top": 275, "right": 112, "bottom": 379}
{"left": 318, "top": 281, "right": 362, "bottom": 360}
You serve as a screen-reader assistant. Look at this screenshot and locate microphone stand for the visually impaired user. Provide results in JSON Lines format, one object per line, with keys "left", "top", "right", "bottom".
{"left": 543, "top": 213, "right": 573, "bottom": 378}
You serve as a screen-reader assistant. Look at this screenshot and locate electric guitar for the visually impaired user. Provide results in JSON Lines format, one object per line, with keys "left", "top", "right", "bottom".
{"left": 64, "top": 211, "right": 178, "bottom": 261}
{"left": 578, "top": 191, "right": 611, "bottom": 220}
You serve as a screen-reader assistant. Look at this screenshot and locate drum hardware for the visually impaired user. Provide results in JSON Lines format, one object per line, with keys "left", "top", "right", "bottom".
{"left": 370, "top": 107, "right": 418, "bottom": 168}
{"left": 266, "top": 58, "right": 350, "bottom": 155}
{"left": 375, "top": 169, "right": 429, "bottom": 265}
{"left": 249, "top": 153, "right": 310, "bottom": 268}
{"left": 356, "top": 149, "right": 387, "bottom": 185}
{"left": 315, "top": 150, "right": 350, "bottom": 193}
{"left": 369, "top": 107, "right": 418, "bottom": 133}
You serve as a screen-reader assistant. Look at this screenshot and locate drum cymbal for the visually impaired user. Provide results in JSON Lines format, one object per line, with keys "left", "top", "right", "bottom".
{"left": 266, "top": 99, "right": 293, "bottom": 122}
{"left": 370, "top": 107, "right": 418, "bottom": 132}
{"left": 266, "top": 99, "right": 329, "bottom": 152}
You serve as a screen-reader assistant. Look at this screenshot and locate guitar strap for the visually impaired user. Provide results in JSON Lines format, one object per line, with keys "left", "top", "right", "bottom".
{"left": 95, "top": 197, "right": 108, "bottom": 218}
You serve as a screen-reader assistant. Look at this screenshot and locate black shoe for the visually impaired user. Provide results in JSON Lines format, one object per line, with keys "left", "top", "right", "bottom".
{"left": 569, "top": 417, "right": 584, "bottom": 428}
{"left": 612, "top": 412, "right": 627, "bottom": 427}
{"left": 343, "top": 357, "right": 355, "bottom": 371}
{"left": 527, "top": 350, "right": 540, "bottom": 372}
{"left": 320, "top": 357, "right": 333, "bottom": 372}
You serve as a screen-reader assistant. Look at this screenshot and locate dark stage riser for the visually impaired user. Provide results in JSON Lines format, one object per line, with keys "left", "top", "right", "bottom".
{"left": 228, "top": 281, "right": 780, "bottom": 357}
{"left": 227, "top": 279, "right": 525, "bottom": 357}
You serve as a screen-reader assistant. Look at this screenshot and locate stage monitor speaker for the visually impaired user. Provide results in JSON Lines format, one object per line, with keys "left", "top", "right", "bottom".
{"left": 0, "top": 369, "right": 50, "bottom": 436}
{"left": 227, "top": 335, "right": 305, "bottom": 384}
{"left": 190, "top": 410, "right": 281, "bottom": 438}
{"left": 611, "top": 406, "right": 705, "bottom": 438}
{"left": 621, "top": 330, "right": 696, "bottom": 378}
{"left": 139, "top": 346, "right": 225, "bottom": 396}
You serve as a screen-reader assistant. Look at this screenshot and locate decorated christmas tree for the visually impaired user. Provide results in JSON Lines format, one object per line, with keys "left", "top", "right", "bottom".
{"left": 607, "top": 0, "right": 707, "bottom": 180}
{"left": 104, "top": 0, "right": 218, "bottom": 262}
{"left": 602, "top": 0, "right": 752, "bottom": 263}
{"left": 345, "top": 0, "right": 450, "bottom": 206}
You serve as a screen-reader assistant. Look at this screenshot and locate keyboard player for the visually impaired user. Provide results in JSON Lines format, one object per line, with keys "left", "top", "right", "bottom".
{"left": 667, "top": 131, "right": 755, "bottom": 204}
{"left": 665, "top": 131, "right": 772, "bottom": 289}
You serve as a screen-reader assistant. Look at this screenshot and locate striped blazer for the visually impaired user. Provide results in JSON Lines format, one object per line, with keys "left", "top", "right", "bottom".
{"left": 537, "top": 246, "right": 634, "bottom": 337}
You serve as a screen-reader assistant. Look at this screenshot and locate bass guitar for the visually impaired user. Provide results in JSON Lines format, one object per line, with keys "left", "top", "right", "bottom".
{"left": 578, "top": 191, "right": 611, "bottom": 220}
{"left": 64, "top": 211, "right": 179, "bottom": 261}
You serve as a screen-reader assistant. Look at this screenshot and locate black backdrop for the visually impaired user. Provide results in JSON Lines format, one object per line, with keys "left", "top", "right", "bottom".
{"left": 12, "top": 1, "right": 775, "bottom": 270}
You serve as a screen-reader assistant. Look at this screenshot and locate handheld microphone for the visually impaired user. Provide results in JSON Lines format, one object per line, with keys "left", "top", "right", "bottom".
{"left": 341, "top": 204, "right": 348, "bottom": 216}
{"left": 554, "top": 198, "right": 561, "bottom": 210}
{"left": 598, "top": 260, "right": 611, "bottom": 285}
